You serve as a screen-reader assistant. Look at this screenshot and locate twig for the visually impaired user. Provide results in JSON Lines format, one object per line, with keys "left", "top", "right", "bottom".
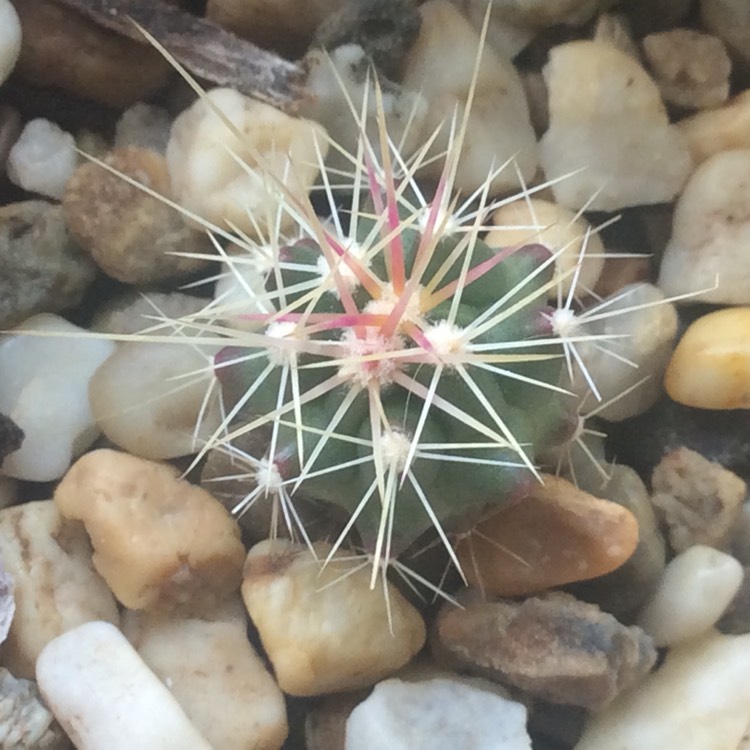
{"left": 51, "top": 0, "right": 308, "bottom": 112}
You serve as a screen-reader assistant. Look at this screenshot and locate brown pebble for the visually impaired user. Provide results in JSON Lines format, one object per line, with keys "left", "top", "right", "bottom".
{"left": 454, "top": 474, "right": 639, "bottom": 597}
{"left": 63, "top": 147, "right": 211, "bottom": 285}
{"left": 433, "top": 591, "right": 656, "bottom": 709}
{"left": 13, "top": 0, "right": 171, "bottom": 109}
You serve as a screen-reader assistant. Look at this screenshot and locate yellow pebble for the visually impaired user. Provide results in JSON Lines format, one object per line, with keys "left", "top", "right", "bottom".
{"left": 664, "top": 307, "right": 750, "bottom": 409}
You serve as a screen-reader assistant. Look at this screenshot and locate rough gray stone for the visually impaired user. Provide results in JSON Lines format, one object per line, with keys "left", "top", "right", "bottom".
{"left": 0, "top": 200, "right": 96, "bottom": 329}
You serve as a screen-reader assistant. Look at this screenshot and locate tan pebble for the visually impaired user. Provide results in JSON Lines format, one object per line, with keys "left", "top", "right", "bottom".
{"left": 486, "top": 197, "right": 604, "bottom": 297}
{"left": 651, "top": 447, "right": 746, "bottom": 553}
{"left": 242, "top": 539, "right": 426, "bottom": 696}
{"left": 123, "top": 602, "right": 288, "bottom": 750}
{"left": 678, "top": 89, "right": 750, "bottom": 165}
{"left": 455, "top": 474, "right": 639, "bottom": 596}
{"left": 54, "top": 449, "right": 245, "bottom": 611}
{"left": 63, "top": 147, "right": 211, "bottom": 285}
{"left": 665, "top": 308, "right": 750, "bottom": 409}
{"left": 0, "top": 500, "right": 119, "bottom": 679}
{"left": 167, "top": 88, "right": 327, "bottom": 239}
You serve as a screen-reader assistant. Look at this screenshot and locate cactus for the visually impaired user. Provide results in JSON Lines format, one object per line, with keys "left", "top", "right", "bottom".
{"left": 204, "top": 114, "right": 576, "bottom": 581}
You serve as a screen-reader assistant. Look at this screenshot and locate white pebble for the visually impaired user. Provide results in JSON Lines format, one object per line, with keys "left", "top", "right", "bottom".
{"left": 88, "top": 341, "right": 221, "bottom": 460}
{"left": 7, "top": 119, "right": 78, "bottom": 200}
{"left": 0, "top": 314, "right": 115, "bottom": 481}
{"left": 36, "top": 621, "right": 212, "bottom": 750}
{"left": 0, "top": 0, "right": 21, "bottom": 86}
{"left": 540, "top": 40, "right": 692, "bottom": 211}
{"left": 346, "top": 677, "right": 531, "bottom": 750}
{"left": 576, "top": 631, "right": 750, "bottom": 750}
{"left": 658, "top": 149, "right": 750, "bottom": 305}
{"left": 637, "top": 545, "right": 743, "bottom": 646}
{"left": 114, "top": 103, "right": 172, "bottom": 153}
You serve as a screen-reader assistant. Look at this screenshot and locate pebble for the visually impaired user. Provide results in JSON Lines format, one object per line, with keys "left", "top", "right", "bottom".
{"left": 575, "top": 630, "right": 750, "bottom": 750}
{"left": 659, "top": 151, "right": 750, "bottom": 305}
{"left": 701, "top": 0, "right": 750, "bottom": 66}
{"left": 0, "top": 558, "right": 11, "bottom": 646}
{"left": 6, "top": 118, "right": 77, "bottom": 200}
{"left": 345, "top": 677, "right": 531, "bottom": 750}
{"left": 0, "top": 668, "right": 69, "bottom": 750}
{"left": 36, "top": 621, "right": 213, "bottom": 750}
{"left": 433, "top": 591, "right": 656, "bottom": 709}
{"left": 567, "top": 464, "right": 667, "bottom": 618}
{"left": 592, "top": 254, "right": 651, "bottom": 299}
{"left": 401, "top": 0, "right": 538, "bottom": 195}
{"left": 0, "top": 0, "right": 21, "bottom": 87}
{"left": 637, "top": 545, "right": 743, "bottom": 646}
{"left": 448, "top": 0, "right": 536, "bottom": 60}
{"left": 206, "top": 0, "right": 346, "bottom": 57}
{"left": 570, "top": 282, "right": 679, "bottom": 421}
{"left": 114, "top": 103, "right": 172, "bottom": 153}
{"left": 123, "top": 603, "right": 288, "bottom": 750}
{"left": 0, "top": 500, "right": 119, "bottom": 679}
{"left": 642, "top": 29, "right": 730, "bottom": 110}
{"left": 301, "top": 44, "right": 428, "bottom": 181}
{"left": 242, "top": 539, "right": 426, "bottom": 696}
{"left": 454, "top": 474, "right": 638, "bottom": 596}
{"left": 166, "top": 88, "right": 327, "bottom": 239}
{"left": 91, "top": 290, "right": 208, "bottom": 336}
{"left": 0, "top": 200, "right": 97, "bottom": 329}
{"left": 540, "top": 40, "right": 692, "bottom": 211}
{"left": 678, "top": 89, "right": 750, "bottom": 165}
{"left": 88, "top": 340, "right": 222, "bottom": 460}
{"left": 13, "top": 0, "right": 171, "bottom": 109}
{"left": 0, "top": 313, "right": 115, "bottom": 482}
{"left": 486, "top": 197, "right": 604, "bottom": 298}
{"left": 651, "top": 447, "right": 747, "bottom": 553}
{"left": 665, "top": 307, "right": 750, "bottom": 408}
{"left": 63, "top": 147, "right": 212, "bottom": 285}
{"left": 54, "top": 449, "right": 246, "bottom": 611}
{"left": 592, "top": 13, "right": 640, "bottom": 61}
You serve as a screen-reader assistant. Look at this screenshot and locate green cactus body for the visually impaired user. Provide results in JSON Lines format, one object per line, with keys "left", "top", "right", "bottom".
{"left": 214, "top": 198, "right": 572, "bottom": 558}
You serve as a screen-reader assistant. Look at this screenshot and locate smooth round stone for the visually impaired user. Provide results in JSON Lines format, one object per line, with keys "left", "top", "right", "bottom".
{"left": 454, "top": 474, "right": 639, "bottom": 596}
{"left": 0, "top": 0, "right": 21, "bottom": 86}
{"left": 637, "top": 546, "right": 743, "bottom": 647}
{"left": 54, "top": 449, "right": 245, "bottom": 612}
{"left": 345, "top": 678, "right": 531, "bottom": 750}
{"left": 124, "top": 604, "right": 288, "bottom": 750}
{"left": 88, "top": 340, "right": 221, "bottom": 460}
{"left": 242, "top": 539, "right": 426, "bottom": 697}
{"left": 36, "top": 621, "right": 212, "bottom": 750}
{"left": 0, "top": 314, "right": 115, "bottom": 482}
{"left": 659, "top": 151, "right": 750, "bottom": 305}
{"left": 665, "top": 307, "right": 750, "bottom": 409}
{"left": 575, "top": 631, "right": 750, "bottom": 750}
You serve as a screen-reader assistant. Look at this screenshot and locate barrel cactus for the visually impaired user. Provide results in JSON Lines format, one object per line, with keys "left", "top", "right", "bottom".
{"left": 207, "top": 120, "right": 575, "bottom": 581}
